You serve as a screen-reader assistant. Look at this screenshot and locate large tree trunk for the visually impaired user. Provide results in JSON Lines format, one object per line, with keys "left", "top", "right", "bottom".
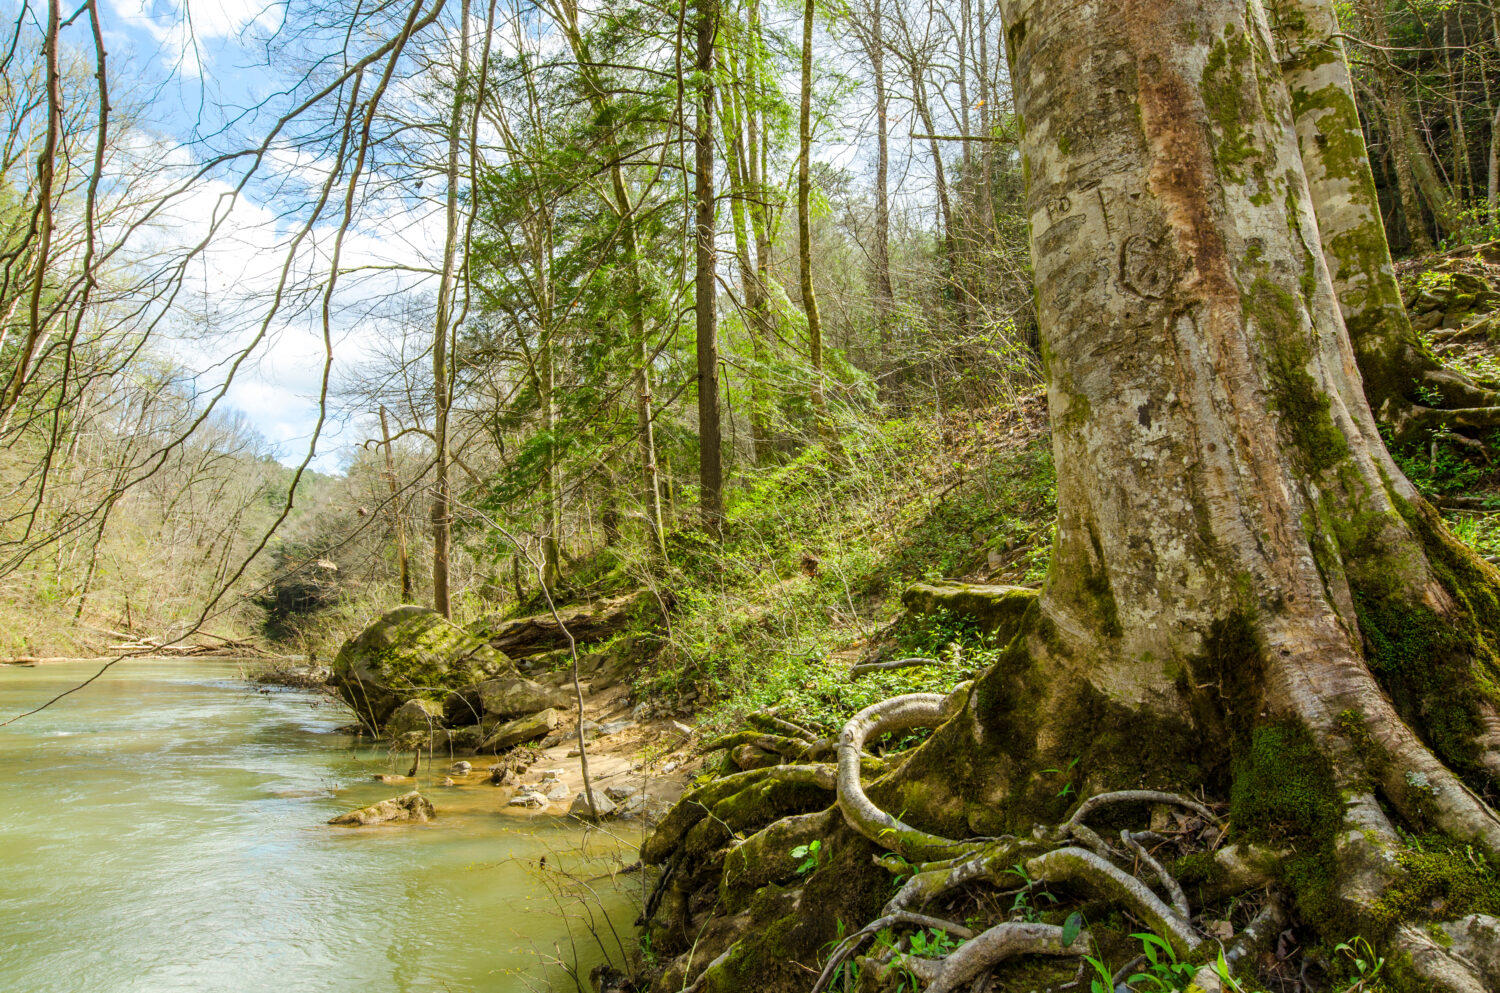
{"left": 639, "top": 0, "right": 1500, "bottom": 986}
{"left": 921, "top": 0, "right": 1500, "bottom": 867}
{"left": 695, "top": 0, "right": 724, "bottom": 537}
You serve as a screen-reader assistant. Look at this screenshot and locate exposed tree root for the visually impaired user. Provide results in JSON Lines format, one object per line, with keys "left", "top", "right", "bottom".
{"left": 1024, "top": 847, "right": 1200, "bottom": 957}
{"left": 848, "top": 656, "right": 941, "bottom": 678}
{"left": 888, "top": 921, "right": 1092, "bottom": 993}
{"left": 835, "top": 688, "right": 972, "bottom": 861}
{"left": 810, "top": 912, "right": 976, "bottom": 993}
{"left": 1393, "top": 914, "right": 1500, "bottom": 993}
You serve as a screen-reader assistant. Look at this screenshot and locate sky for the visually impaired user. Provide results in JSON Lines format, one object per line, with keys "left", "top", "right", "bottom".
{"left": 88, "top": 0, "right": 452, "bottom": 474}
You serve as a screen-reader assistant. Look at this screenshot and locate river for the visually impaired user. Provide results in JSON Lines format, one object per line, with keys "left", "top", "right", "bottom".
{"left": 0, "top": 660, "right": 641, "bottom": 993}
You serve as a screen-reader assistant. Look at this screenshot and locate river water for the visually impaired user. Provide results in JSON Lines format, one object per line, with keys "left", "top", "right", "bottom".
{"left": 0, "top": 660, "right": 641, "bottom": 993}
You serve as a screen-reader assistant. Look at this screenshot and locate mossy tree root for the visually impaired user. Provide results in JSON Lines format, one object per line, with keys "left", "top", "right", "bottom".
{"left": 1024, "top": 847, "right": 1202, "bottom": 958}
{"left": 883, "top": 840, "right": 1041, "bottom": 914}
{"left": 1045, "top": 789, "right": 1220, "bottom": 857}
{"left": 835, "top": 687, "right": 972, "bottom": 861}
{"left": 1187, "top": 895, "right": 1287, "bottom": 992}
{"left": 1390, "top": 913, "right": 1500, "bottom": 993}
{"left": 890, "top": 921, "right": 1094, "bottom": 993}
{"left": 1393, "top": 402, "right": 1500, "bottom": 443}
{"left": 808, "top": 912, "right": 977, "bottom": 993}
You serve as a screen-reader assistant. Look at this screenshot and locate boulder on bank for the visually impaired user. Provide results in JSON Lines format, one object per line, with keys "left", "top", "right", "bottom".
{"left": 467, "top": 592, "right": 648, "bottom": 660}
{"left": 901, "top": 580, "right": 1037, "bottom": 641}
{"left": 476, "top": 675, "right": 572, "bottom": 719}
{"left": 331, "top": 606, "right": 511, "bottom": 731}
{"left": 385, "top": 698, "right": 445, "bottom": 738}
{"left": 480, "top": 708, "right": 558, "bottom": 751}
{"left": 328, "top": 791, "right": 435, "bottom": 826}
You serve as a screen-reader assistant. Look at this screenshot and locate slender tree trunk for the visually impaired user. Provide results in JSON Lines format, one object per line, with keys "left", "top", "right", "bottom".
{"left": 430, "top": 0, "right": 471, "bottom": 619}
{"left": 1350, "top": 0, "right": 1453, "bottom": 246}
{"left": 909, "top": 61, "right": 967, "bottom": 329}
{"left": 864, "top": 0, "right": 895, "bottom": 347}
{"left": 695, "top": 0, "right": 724, "bottom": 537}
{"left": 1274, "top": 0, "right": 1499, "bottom": 423}
{"left": 746, "top": 0, "right": 776, "bottom": 462}
{"left": 379, "top": 406, "right": 412, "bottom": 603}
{"left": 798, "top": 0, "right": 830, "bottom": 433}
{"left": 552, "top": 2, "right": 668, "bottom": 561}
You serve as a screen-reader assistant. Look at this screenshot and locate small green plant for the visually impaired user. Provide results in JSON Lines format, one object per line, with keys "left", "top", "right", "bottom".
{"left": 1333, "top": 935, "right": 1384, "bottom": 991}
{"left": 1083, "top": 932, "right": 1241, "bottom": 993}
{"left": 790, "top": 838, "right": 824, "bottom": 876}
{"left": 1005, "top": 862, "right": 1060, "bottom": 922}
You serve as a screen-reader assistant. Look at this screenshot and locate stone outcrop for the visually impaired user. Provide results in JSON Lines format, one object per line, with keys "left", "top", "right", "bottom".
{"left": 330, "top": 606, "right": 510, "bottom": 731}
{"left": 467, "top": 592, "right": 648, "bottom": 660}
{"left": 479, "top": 708, "right": 558, "bottom": 751}
{"left": 476, "top": 675, "right": 572, "bottom": 719}
{"left": 385, "top": 698, "right": 444, "bottom": 739}
{"left": 900, "top": 580, "right": 1037, "bottom": 640}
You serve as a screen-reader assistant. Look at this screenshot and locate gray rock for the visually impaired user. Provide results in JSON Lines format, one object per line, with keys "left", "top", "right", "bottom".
{"left": 331, "top": 606, "right": 511, "bottom": 730}
{"left": 479, "top": 708, "right": 559, "bottom": 751}
{"left": 544, "top": 781, "right": 571, "bottom": 801}
{"left": 508, "top": 789, "right": 548, "bottom": 808}
{"left": 476, "top": 676, "right": 572, "bottom": 719}
{"left": 385, "top": 698, "right": 445, "bottom": 739}
{"left": 373, "top": 773, "right": 407, "bottom": 784}
{"left": 438, "top": 776, "right": 456, "bottom": 787}
{"left": 568, "top": 788, "right": 617, "bottom": 820}
{"left": 451, "top": 761, "right": 472, "bottom": 775}
{"left": 603, "top": 785, "right": 639, "bottom": 803}
{"left": 328, "top": 791, "right": 435, "bottom": 826}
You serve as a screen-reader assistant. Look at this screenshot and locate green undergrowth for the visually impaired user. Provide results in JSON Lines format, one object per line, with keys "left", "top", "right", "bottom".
{"left": 626, "top": 404, "right": 1056, "bottom": 733}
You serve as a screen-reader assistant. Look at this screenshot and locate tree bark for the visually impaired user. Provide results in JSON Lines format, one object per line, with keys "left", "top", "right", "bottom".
{"left": 798, "top": 0, "right": 831, "bottom": 433}
{"left": 430, "top": 0, "right": 471, "bottom": 619}
{"left": 1273, "top": 0, "right": 1499, "bottom": 423}
{"left": 380, "top": 405, "right": 412, "bottom": 603}
{"left": 695, "top": 0, "right": 724, "bottom": 537}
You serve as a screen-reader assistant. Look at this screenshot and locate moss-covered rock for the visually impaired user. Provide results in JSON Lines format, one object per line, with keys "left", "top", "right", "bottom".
{"left": 479, "top": 708, "right": 558, "bottom": 751}
{"left": 331, "top": 606, "right": 511, "bottom": 730}
{"left": 900, "top": 580, "right": 1038, "bottom": 638}
{"left": 385, "top": 697, "right": 445, "bottom": 740}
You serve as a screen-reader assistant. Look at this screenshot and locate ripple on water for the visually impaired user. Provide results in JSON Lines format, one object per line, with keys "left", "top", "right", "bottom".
{"left": 0, "top": 660, "right": 642, "bottom": 993}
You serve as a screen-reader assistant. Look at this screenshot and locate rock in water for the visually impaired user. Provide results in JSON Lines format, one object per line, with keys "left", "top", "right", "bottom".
{"left": 508, "top": 789, "right": 548, "bottom": 808}
{"left": 568, "top": 788, "right": 617, "bottom": 821}
{"left": 451, "top": 761, "right": 472, "bottom": 775}
{"left": 479, "top": 709, "right": 559, "bottom": 752}
{"left": 328, "top": 791, "right": 435, "bottom": 826}
{"left": 330, "top": 606, "right": 511, "bottom": 731}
